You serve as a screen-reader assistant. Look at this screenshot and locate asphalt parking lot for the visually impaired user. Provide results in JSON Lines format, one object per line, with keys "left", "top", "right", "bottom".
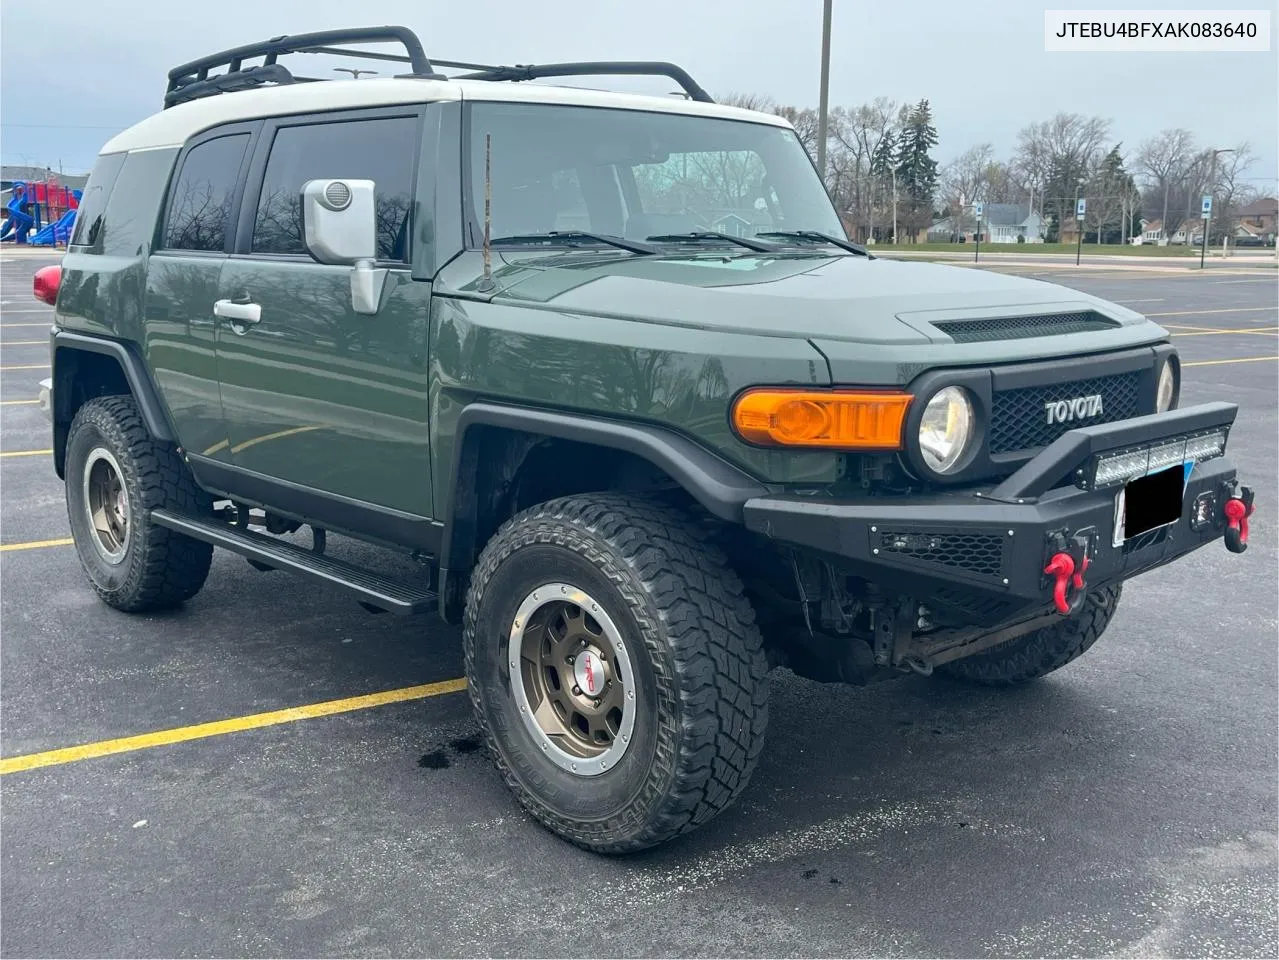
{"left": 1, "top": 249, "right": 1276, "bottom": 958}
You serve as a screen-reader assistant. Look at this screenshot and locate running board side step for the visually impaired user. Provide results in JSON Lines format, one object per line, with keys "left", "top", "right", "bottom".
{"left": 150, "top": 509, "right": 438, "bottom": 615}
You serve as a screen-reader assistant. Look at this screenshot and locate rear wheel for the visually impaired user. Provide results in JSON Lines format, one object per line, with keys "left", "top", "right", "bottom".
{"left": 65, "top": 395, "right": 213, "bottom": 612}
{"left": 940, "top": 585, "right": 1123, "bottom": 685}
{"left": 463, "top": 494, "right": 769, "bottom": 853}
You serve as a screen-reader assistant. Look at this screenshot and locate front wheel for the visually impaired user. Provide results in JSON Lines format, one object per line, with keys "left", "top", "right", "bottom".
{"left": 940, "top": 584, "right": 1123, "bottom": 685}
{"left": 463, "top": 494, "right": 769, "bottom": 853}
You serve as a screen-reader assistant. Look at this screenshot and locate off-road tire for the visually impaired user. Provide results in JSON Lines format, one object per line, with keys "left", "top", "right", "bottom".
{"left": 463, "top": 493, "right": 769, "bottom": 854}
{"left": 65, "top": 395, "right": 213, "bottom": 611}
{"left": 940, "top": 584, "right": 1123, "bottom": 685}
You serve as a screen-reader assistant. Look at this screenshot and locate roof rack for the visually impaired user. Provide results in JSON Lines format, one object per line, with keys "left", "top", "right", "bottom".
{"left": 164, "top": 26, "right": 443, "bottom": 108}
{"left": 163, "top": 24, "right": 715, "bottom": 108}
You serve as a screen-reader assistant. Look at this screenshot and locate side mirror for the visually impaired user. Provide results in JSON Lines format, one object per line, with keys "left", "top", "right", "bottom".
{"left": 302, "top": 179, "right": 376, "bottom": 264}
{"left": 301, "top": 179, "right": 386, "bottom": 315}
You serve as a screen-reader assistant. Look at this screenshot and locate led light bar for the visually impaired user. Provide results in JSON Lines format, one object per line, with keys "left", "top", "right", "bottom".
{"left": 1091, "top": 429, "right": 1228, "bottom": 488}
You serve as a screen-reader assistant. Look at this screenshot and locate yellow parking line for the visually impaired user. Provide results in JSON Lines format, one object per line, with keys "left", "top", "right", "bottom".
{"left": 0, "top": 449, "right": 52, "bottom": 458}
{"left": 0, "top": 399, "right": 38, "bottom": 406}
{"left": 1171, "top": 327, "right": 1279, "bottom": 337}
{"left": 0, "top": 323, "right": 51, "bottom": 329}
{"left": 1147, "top": 307, "right": 1278, "bottom": 317}
{"left": 1182, "top": 356, "right": 1278, "bottom": 367}
{"left": 0, "top": 678, "right": 469, "bottom": 775}
{"left": 1, "top": 340, "right": 46, "bottom": 346}
{"left": 0, "top": 363, "right": 49, "bottom": 371}
{"left": 0, "top": 537, "right": 73, "bottom": 552}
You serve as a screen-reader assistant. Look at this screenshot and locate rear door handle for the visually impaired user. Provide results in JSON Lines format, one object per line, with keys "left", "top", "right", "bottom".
{"left": 213, "top": 299, "right": 261, "bottom": 324}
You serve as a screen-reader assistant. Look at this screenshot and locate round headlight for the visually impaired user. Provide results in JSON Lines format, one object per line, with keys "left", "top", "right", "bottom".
{"left": 1156, "top": 359, "right": 1177, "bottom": 412}
{"left": 918, "top": 386, "right": 975, "bottom": 475}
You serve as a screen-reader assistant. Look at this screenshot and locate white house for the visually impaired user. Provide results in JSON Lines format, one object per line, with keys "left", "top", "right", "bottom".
{"left": 1137, "top": 218, "right": 1166, "bottom": 244}
{"left": 928, "top": 203, "right": 1045, "bottom": 243}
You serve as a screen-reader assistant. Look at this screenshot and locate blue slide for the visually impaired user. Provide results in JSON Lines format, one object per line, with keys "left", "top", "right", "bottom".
{"left": 30, "top": 209, "right": 76, "bottom": 246}
{"left": 0, "top": 184, "right": 35, "bottom": 243}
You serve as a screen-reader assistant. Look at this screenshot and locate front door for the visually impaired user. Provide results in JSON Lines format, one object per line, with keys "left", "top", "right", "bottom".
{"left": 212, "top": 109, "right": 433, "bottom": 524}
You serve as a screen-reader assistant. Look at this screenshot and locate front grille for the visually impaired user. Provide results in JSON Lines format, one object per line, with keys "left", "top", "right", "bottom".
{"left": 935, "top": 311, "right": 1119, "bottom": 344}
{"left": 879, "top": 531, "right": 1004, "bottom": 579}
{"left": 990, "top": 372, "right": 1141, "bottom": 454}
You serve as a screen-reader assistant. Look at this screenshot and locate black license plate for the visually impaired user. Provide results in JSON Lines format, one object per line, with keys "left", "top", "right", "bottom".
{"left": 1119, "top": 464, "right": 1185, "bottom": 540}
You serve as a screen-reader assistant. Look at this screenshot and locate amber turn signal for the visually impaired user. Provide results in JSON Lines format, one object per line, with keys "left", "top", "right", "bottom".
{"left": 731, "top": 389, "right": 913, "bottom": 449}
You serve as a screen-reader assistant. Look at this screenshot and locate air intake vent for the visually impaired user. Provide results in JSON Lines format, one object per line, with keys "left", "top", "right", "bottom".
{"left": 934, "top": 311, "right": 1119, "bottom": 343}
{"left": 878, "top": 531, "right": 1005, "bottom": 579}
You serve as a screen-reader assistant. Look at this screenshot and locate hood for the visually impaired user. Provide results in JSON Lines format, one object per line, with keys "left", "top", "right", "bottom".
{"left": 439, "top": 251, "right": 1154, "bottom": 346}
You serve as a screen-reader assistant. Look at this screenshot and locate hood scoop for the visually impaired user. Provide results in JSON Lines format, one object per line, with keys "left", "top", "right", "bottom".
{"left": 933, "top": 310, "right": 1120, "bottom": 343}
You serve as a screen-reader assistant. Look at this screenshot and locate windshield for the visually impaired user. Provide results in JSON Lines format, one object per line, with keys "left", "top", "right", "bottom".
{"left": 466, "top": 102, "right": 844, "bottom": 247}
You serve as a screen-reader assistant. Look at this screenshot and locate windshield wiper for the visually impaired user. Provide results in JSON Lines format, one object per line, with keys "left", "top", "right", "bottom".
{"left": 755, "top": 231, "right": 873, "bottom": 257}
{"left": 488, "top": 231, "right": 658, "bottom": 255}
{"left": 644, "top": 231, "right": 780, "bottom": 253}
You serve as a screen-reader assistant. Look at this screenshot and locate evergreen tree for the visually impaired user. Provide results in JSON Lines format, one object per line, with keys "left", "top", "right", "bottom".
{"left": 870, "top": 131, "right": 897, "bottom": 178}
{"left": 1085, "top": 143, "right": 1139, "bottom": 242}
{"left": 894, "top": 99, "right": 939, "bottom": 239}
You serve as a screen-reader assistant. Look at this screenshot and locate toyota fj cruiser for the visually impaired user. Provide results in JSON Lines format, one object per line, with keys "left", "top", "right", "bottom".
{"left": 35, "top": 26, "right": 1255, "bottom": 853}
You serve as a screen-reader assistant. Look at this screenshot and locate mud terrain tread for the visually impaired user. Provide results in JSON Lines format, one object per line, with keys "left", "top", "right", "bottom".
{"left": 67, "top": 396, "right": 212, "bottom": 611}
{"left": 463, "top": 493, "right": 769, "bottom": 853}
{"left": 941, "top": 585, "right": 1122, "bottom": 685}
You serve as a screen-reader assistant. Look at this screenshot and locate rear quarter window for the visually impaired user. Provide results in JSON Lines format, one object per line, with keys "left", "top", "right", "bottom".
{"left": 162, "top": 133, "right": 251, "bottom": 253}
{"left": 70, "top": 153, "right": 127, "bottom": 248}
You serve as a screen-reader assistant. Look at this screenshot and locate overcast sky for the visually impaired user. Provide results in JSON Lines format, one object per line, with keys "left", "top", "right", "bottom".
{"left": 2, "top": 0, "right": 1276, "bottom": 191}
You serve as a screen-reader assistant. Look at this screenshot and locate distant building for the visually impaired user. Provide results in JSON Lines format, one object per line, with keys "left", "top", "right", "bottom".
{"left": 1233, "top": 197, "right": 1277, "bottom": 240}
{"left": 1138, "top": 218, "right": 1165, "bottom": 244}
{"left": 928, "top": 203, "right": 1044, "bottom": 243}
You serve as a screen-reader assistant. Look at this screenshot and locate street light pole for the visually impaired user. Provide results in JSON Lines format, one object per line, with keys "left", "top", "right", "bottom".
{"left": 815, "top": 0, "right": 832, "bottom": 184}
{"left": 1201, "top": 148, "right": 1235, "bottom": 270}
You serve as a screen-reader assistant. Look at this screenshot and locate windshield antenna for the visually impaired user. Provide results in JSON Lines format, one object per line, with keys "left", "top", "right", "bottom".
{"left": 478, "top": 132, "right": 495, "bottom": 293}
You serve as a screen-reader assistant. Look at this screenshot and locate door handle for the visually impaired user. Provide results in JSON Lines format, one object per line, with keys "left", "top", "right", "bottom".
{"left": 213, "top": 299, "right": 262, "bottom": 324}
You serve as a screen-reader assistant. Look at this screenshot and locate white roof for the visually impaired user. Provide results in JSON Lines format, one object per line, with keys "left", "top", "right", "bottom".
{"left": 101, "top": 77, "right": 792, "bottom": 154}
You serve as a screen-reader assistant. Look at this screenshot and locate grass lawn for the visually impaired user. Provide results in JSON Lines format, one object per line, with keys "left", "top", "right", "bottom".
{"left": 873, "top": 242, "right": 1207, "bottom": 256}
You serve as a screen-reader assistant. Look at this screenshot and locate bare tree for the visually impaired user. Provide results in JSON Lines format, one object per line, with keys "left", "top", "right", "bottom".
{"left": 983, "top": 160, "right": 1027, "bottom": 205}
{"left": 1209, "top": 143, "right": 1255, "bottom": 243}
{"left": 1014, "top": 113, "right": 1111, "bottom": 237}
{"left": 1134, "top": 128, "right": 1196, "bottom": 238}
{"left": 941, "top": 143, "right": 994, "bottom": 238}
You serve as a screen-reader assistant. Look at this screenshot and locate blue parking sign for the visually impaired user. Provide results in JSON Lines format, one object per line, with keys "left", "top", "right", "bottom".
{"left": 1201, "top": 195, "right": 1212, "bottom": 216}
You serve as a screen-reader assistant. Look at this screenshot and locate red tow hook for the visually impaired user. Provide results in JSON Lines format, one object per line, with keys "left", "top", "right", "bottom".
{"left": 1044, "top": 539, "right": 1091, "bottom": 616}
{"left": 1224, "top": 486, "right": 1255, "bottom": 554}
{"left": 1044, "top": 552, "right": 1076, "bottom": 616}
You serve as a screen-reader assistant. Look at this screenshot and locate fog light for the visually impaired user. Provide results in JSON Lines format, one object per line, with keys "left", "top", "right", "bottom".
{"left": 1191, "top": 492, "right": 1216, "bottom": 530}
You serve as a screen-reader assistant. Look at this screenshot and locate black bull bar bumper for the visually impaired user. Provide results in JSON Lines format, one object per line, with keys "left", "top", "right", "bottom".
{"left": 742, "top": 402, "right": 1253, "bottom": 624}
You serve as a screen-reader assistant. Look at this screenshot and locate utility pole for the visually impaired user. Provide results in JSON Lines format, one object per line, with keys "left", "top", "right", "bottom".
{"left": 892, "top": 171, "right": 898, "bottom": 245}
{"left": 815, "top": 0, "right": 832, "bottom": 184}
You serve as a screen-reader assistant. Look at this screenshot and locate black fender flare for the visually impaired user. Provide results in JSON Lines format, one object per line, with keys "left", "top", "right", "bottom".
{"left": 51, "top": 330, "right": 175, "bottom": 477}
{"left": 52, "top": 330, "right": 175, "bottom": 442}
{"left": 437, "top": 401, "right": 770, "bottom": 617}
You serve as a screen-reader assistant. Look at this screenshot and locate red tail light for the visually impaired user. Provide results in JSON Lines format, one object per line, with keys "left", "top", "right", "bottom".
{"left": 33, "top": 265, "right": 62, "bottom": 306}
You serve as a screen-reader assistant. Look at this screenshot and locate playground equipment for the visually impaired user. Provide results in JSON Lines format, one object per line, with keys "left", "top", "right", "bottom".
{"left": 1, "top": 178, "right": 80, "bottom": 246}
{"left": 0, "top": 185, "right": 35, "bottom": 243}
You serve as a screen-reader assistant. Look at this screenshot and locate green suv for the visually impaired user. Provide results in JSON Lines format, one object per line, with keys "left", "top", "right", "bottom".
{"left": 35, "top": 27, "right": 1254, "bottom": 853}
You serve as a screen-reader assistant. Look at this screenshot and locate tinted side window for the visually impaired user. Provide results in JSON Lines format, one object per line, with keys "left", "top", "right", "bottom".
{"left": 70, "top": 152, "right": 126, "bottom": 248}
{"left": 163, "top": 134, "right": 249, "bottom": 252}
{"left": 252, "top": 116, "right": 418, "bottom": 261}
